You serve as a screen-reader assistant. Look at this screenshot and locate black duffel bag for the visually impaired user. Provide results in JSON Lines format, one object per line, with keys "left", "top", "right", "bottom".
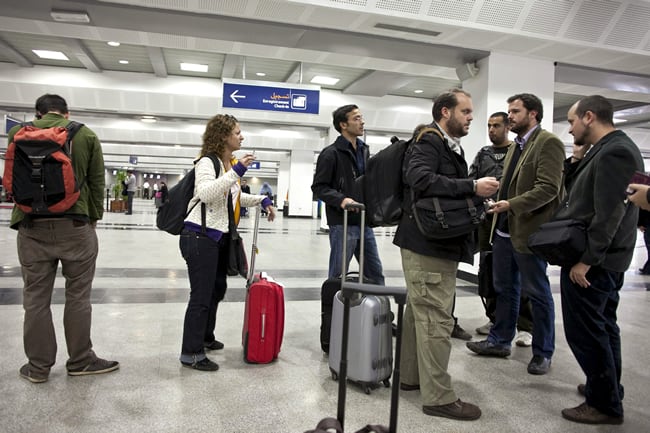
{"left": 527, "top": 219, "right": 587, "bottom": 267}
{"left": 411, "top": 194, "right": 486, "bottom": 240}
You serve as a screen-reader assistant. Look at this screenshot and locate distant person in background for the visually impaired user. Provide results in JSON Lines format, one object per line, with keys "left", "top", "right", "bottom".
{"left": 260, "top": 182, "right": 273, "bottom": 216}
{"left": 160, "top": 182, "right": 169, "bottom": 204}
{"left": 152, "top": 182, "right": 159, "bottom": 200}
{"left": 143, "top": 180, "right": 150, "bottom": 199}
{"left": 124, "top": 170, "right": 136, "bottom": 215}
{"left": 240, "top": 180, "right": 251, "bottom": 217}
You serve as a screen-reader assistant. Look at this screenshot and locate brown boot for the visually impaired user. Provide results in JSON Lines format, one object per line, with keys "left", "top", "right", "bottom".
{"left": 423, "top": 399, "right": 481, "bottom": 421}
{"left": 561, "top": 402, "right": 623, "bottom": 425}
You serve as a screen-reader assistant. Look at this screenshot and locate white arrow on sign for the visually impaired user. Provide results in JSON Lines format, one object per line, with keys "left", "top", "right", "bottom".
{"left": 230, "top": 89, "right": 246, "bottom": 104}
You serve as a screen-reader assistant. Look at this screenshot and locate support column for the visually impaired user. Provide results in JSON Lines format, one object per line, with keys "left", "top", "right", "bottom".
{"left": 462, "top": 52, "right": 556, "bottom": 163}
{"left": 276, "top": 158, "right": 290, "bottom": 212}
{"left": 287, "top": 149, "right": 314, "bottom": 217}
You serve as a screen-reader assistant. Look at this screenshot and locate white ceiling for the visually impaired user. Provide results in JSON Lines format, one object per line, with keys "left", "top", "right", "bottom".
{"left": 0, "top": 0, "right": 649, "bottom": 175}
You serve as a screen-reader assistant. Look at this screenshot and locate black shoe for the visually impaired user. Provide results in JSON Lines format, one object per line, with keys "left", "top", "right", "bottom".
{"left": 466, "top": 339, "right": 510, "bottom": 357}
{"left": 68, "top": 358, "right": 120, "bottom": 376}
{"left": 451, "top": 324, "right": 472, "bottom": 341}
{"left": 204, "top": 340, "right": 224, "bottom": 351}
{"left": 181, "top": 357, "right": 219, "bottom": 371}
{"left": 400, "top": 383, "right": 420, "bottom": 391}
{"left": 527, "top": 355, "right": 551, "bottom": 375}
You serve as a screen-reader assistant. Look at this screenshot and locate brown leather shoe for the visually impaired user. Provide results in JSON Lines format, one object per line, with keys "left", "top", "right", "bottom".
{"left": 423, "top": 399, "right": 481, "bottom": 421}
{"left": 561, "top": 402, "right": 623, "bottom": 425}
{"left": 400, "top": 383, "right": 420, "bottom": 391}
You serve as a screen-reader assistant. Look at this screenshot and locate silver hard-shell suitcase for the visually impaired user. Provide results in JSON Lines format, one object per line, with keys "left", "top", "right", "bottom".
{"left": 328, "top": 204, "right": 393, "bottom": 394}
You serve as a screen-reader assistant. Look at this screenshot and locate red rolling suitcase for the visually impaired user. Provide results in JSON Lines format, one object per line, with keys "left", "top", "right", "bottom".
{"left": 242, "top": 209, "right": 285, "bottom": 364}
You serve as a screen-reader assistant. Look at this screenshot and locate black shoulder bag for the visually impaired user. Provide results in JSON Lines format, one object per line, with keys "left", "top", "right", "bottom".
{"left": 410, "top": 141, "right": 486, "bottom": 240}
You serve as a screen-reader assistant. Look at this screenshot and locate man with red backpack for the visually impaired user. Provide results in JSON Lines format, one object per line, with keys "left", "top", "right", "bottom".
{"left": 4, "top": 94, "right": 119, "bottom": 383}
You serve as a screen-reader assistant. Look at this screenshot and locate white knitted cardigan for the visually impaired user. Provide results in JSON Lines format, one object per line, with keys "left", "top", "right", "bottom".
{"left": 184, "top": 156, "right": 268, "bottom": 232}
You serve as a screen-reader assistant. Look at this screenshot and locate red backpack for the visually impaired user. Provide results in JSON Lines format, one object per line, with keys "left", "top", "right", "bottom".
{"left": 2, "top": 121, "right": 84, "bottom": 214}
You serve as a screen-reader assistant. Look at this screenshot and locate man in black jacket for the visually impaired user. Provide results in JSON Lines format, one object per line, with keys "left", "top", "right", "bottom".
{"left": 556, "top": 95, "right": 642, "bottom": 425}
{"left": 311, "top": 104, "right": 384, "bottom": 284}
{"left": 394, "top": 89, "right": 499, "bottom": 421}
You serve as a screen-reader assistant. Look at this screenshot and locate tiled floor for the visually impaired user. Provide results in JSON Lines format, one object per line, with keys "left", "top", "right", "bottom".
{"left": 1, "top": 198, "right": 649, "bottom": 433}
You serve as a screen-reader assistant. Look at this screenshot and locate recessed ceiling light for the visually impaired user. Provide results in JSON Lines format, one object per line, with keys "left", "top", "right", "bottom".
{"left": 32, "top": 50, "right": 69, "bottom": 61}
{"left": 414, "top": 89, "right": 424, "bottom": 94}
{"left": 107, "top": 41, "right": 121, "bottom": 47}
{"left": 141, "top": 116, "right": 157, "bottom": 123}
{"left": 119, "top": 60, "right": 129, "bottom": 64}
{"left": 256, "top": 72, "right": 266, "bottom": 77}
{"left": 180, "top": 62, "right": 208, "bottom": 73}
{"left": 311, "top": 75, "right": 340, "bottom": 85}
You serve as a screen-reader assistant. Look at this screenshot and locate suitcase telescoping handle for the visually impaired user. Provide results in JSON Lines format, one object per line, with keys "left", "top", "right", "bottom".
{"left": 337, "top": 201, "right": 407, "bottom": 433}
{"left": 246, "top": 207, "right": 262, "bottom": 285}
{"left": 339, "top": 282, "right": 406, "bottom": 433}
{"left": 341, "top": 202, "right": 365, "bottom": 283}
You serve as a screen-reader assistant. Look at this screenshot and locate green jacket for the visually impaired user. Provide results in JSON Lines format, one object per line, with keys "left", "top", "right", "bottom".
{"left": 492, "top": 127, "right": 565, "bottom": 253}
{"left": 8, "top": 113, "right": 105, "bottom": 229}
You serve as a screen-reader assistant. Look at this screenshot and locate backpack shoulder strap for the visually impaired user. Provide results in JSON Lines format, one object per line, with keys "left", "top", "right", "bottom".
{"left": 65, "top": 121, "right": 84, "bottom": 138}
{"left": 203, "top": 153, "right": 222, "bottom": 177}
{"left": 415, "top": 126, "right": 443, "bottom": 142}
{"left": 192, "top": 153, "right": 222, "bottom": 232}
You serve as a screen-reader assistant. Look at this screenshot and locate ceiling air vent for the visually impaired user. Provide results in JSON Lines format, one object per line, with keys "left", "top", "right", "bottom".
{"left": 373, "top": 23, "right": 441, "bottom": 38}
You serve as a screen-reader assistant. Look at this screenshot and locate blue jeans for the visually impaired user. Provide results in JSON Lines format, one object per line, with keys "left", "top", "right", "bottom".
{"left": 488, "top": 235, "right": 555, "bottom": 358}
{"left": 561, "top": 266, "right": 624, "bottom": 417}
{"left": 328, "top": 224, "right": 384, "bottom": 285}
{"left": 179, "top": 230, "right": 229, "bottom": 363}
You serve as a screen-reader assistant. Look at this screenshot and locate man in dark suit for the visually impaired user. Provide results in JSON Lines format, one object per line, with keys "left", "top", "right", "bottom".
{"left": 466, "top": 93, "right": 565, "bottom": 376}
{"left": 555, "top": 95, "right": 642, "bottom": 425}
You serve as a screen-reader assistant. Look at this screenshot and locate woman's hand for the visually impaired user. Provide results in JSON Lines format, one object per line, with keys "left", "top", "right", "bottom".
{"left": 266, "top": 206, "right": 276, "bottom": 222}
{"left": 239, "top": 153, "right": 256, "bottom": 168}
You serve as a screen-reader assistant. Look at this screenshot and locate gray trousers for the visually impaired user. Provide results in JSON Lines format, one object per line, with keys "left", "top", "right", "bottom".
{"left": 400, "top": 248, "right": 458, "bottom": 406}
{"left": 17, "top": 218, "right": 99, "bottom": 375}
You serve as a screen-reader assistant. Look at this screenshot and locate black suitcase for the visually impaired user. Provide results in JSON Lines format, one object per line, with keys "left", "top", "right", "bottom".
{"left": 307, "top": 203, "right": 407, "bottom": 433}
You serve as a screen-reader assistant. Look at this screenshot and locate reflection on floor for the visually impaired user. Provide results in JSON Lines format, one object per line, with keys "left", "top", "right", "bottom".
{"left": 1, "top": 199, "right": 649, "bottom": 433}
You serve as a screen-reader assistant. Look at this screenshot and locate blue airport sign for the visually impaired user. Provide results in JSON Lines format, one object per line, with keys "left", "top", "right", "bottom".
{"left": 248, "top": 161, "right": 261, "bottom": 169}
{"left": 5, "top": 115, "right": 21, "bottom": 134}
{"left": 222, "top": 80, "right": 320, "bottom": 114}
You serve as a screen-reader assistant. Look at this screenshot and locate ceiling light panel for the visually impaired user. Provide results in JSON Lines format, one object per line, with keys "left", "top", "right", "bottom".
{"left": 81, "top": 40, "right": 153, "bottom": 73}
{"left": 0, "top": 31, "right": 84, "bottom": 68}
{"left": 304, "top": 63, "right": 368, "bottom": 90}
{"left": 163, "top": 48, "right": 225, "bottom": 77}
{"left": 32, "top": 50, "right": 69, "bottom": 60}
{"left": 180, "top": 62, "right": 208, "bottom": 72}
{"left": 50, "top": 10, "right": 90, "bottom": 23}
